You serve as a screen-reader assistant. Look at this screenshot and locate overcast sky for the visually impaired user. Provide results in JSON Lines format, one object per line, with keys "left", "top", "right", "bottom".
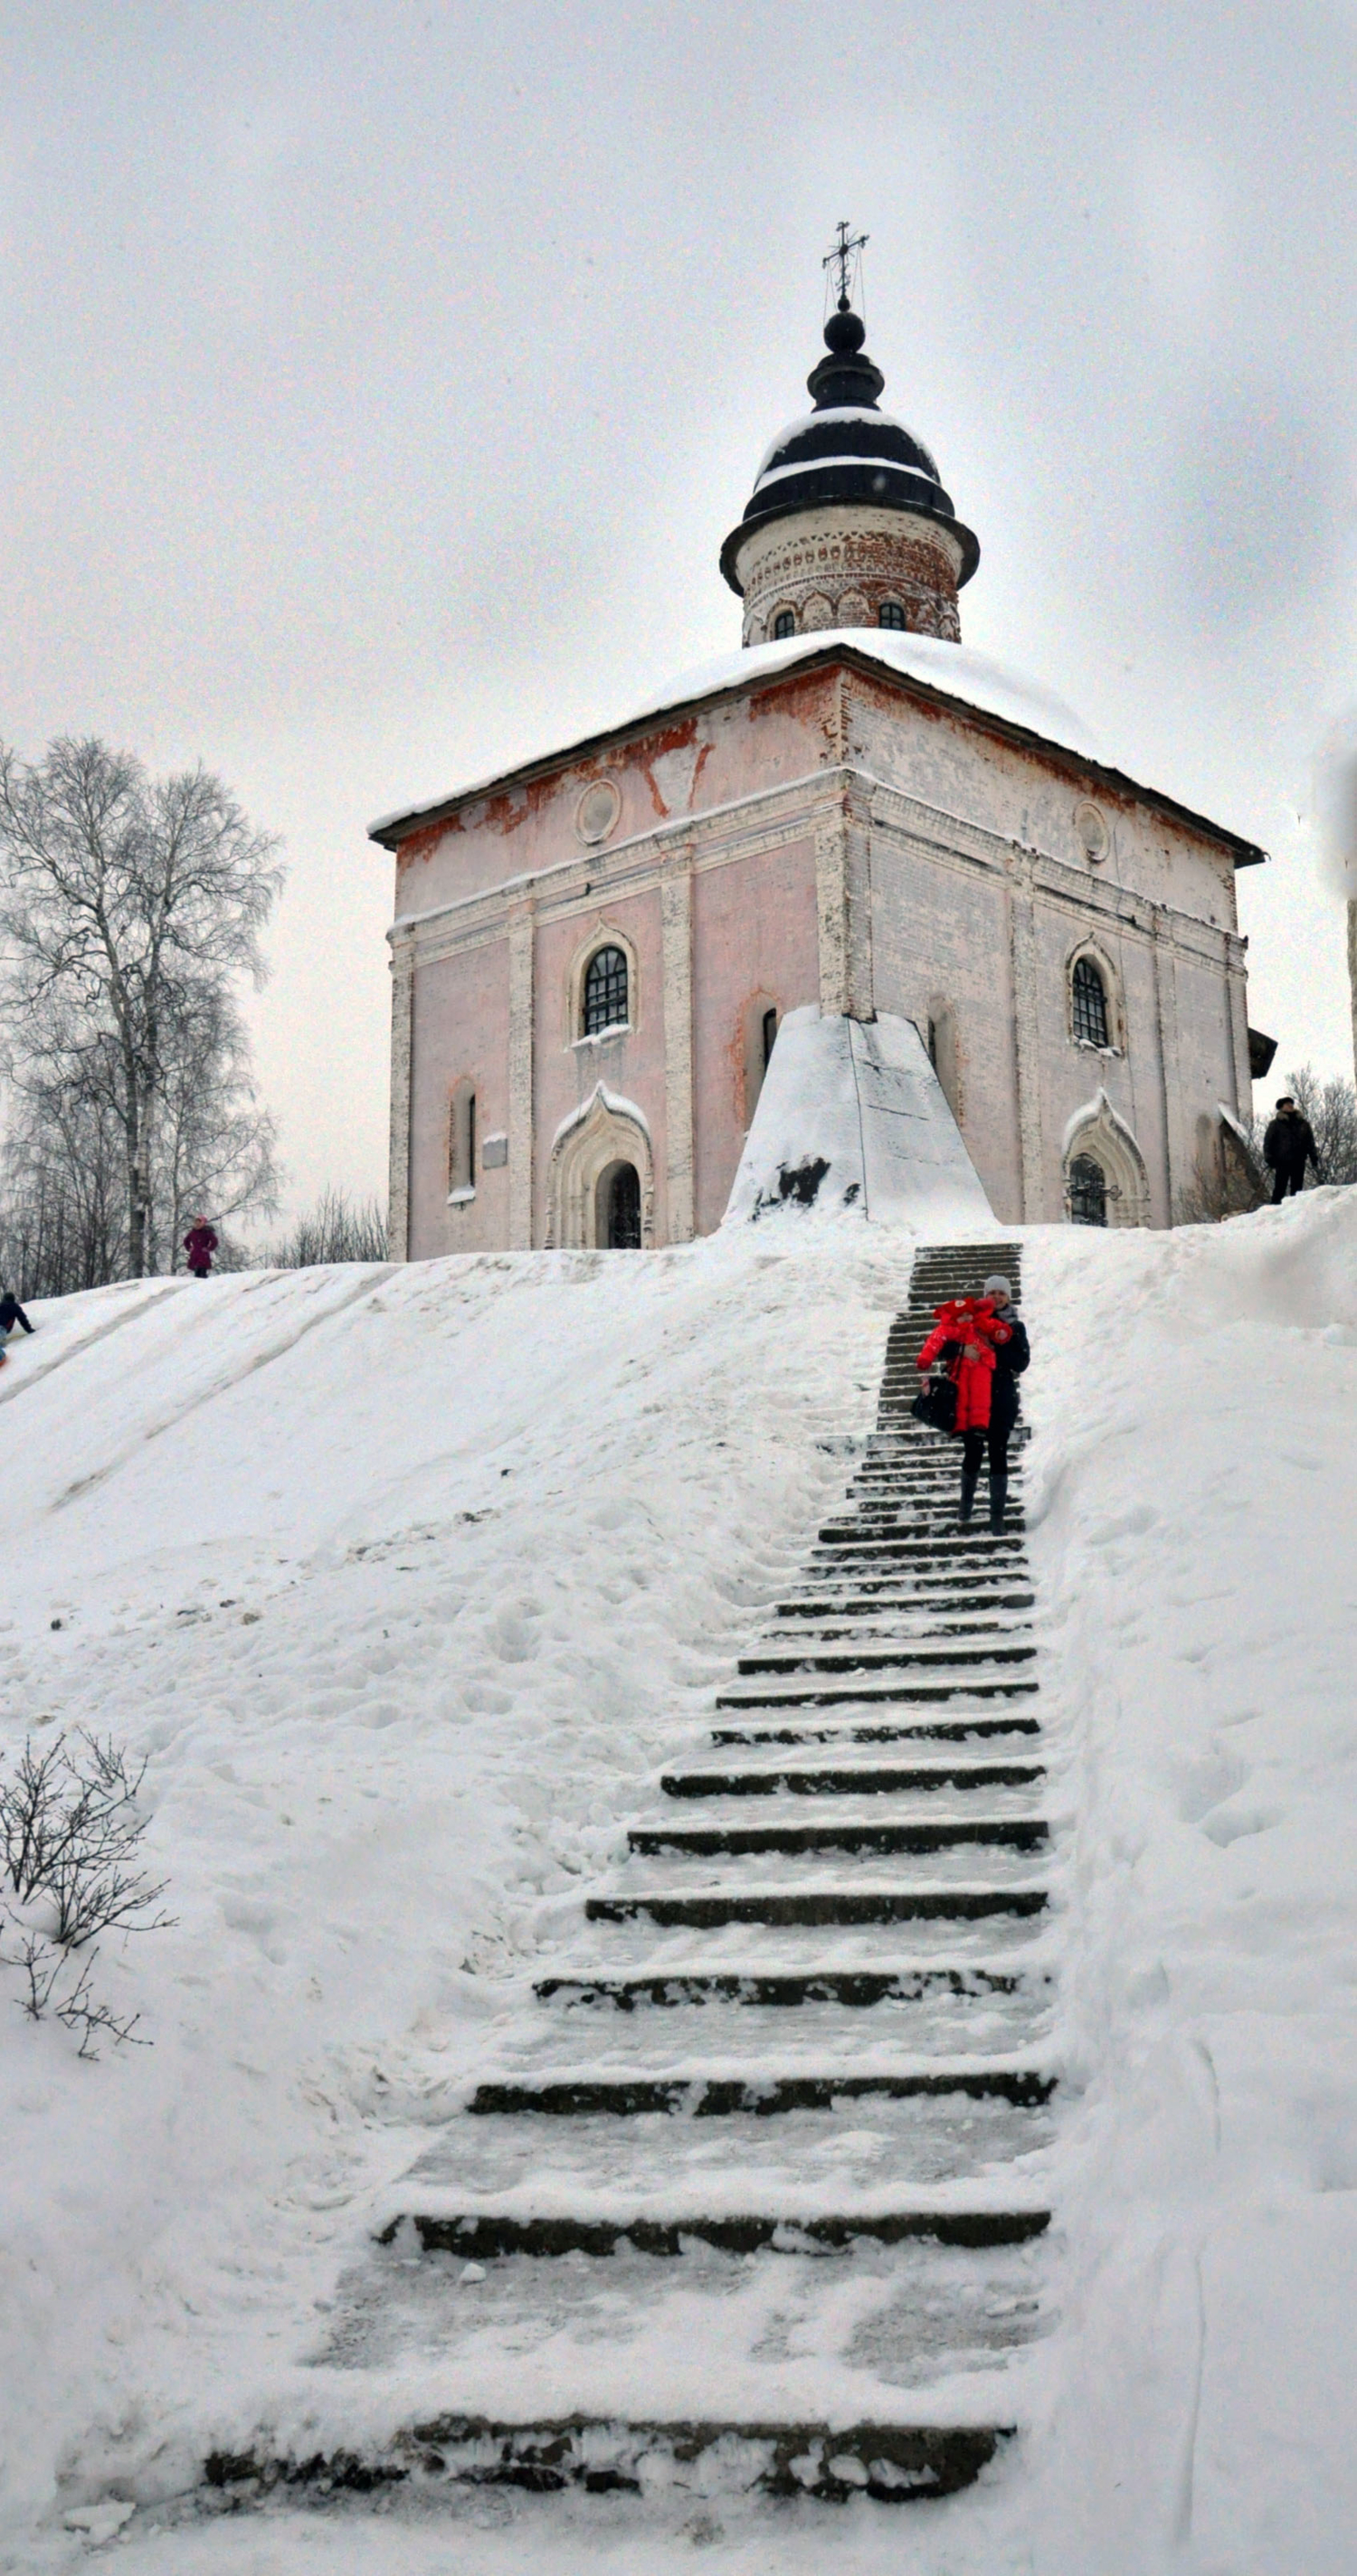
{"left": 4, "top": 0, "right": 1356, "bottom": 1221}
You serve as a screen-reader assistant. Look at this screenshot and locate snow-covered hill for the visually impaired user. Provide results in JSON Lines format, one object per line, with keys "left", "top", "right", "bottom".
{"left": 3, "top": 1198, "right": 1356, "bottom": 2575}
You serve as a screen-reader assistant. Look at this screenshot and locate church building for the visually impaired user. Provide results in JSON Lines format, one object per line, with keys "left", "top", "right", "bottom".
{"left": 371, "top": 267, "right": 1267, "bottom": 1255}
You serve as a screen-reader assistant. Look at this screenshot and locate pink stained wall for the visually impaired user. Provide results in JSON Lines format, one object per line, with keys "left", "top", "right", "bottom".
{"left": 532, "top": 885, "right": 669, "bottom": 1243}
{"left": 691, "top": 835, "right": 821, "bottom": 1234}
{"left": 406, "top": 936, "right": 511, "bottom": 1260}
{"left": 392, "top": 669, "right": 842, "bottom": 928}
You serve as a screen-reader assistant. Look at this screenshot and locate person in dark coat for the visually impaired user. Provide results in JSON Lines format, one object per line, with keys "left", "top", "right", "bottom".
{"left": 183, "top": 1217, "right": 219, "bottom": 1278}
{"left": 1262, "top": 1098, "right": 1320, "bottom": 1203}
{"left": 0, "top": 1290, "right": 33, "bottom": 1354}
{"left": 962, "top": 1274, "right": 1029, "bottom": 1532}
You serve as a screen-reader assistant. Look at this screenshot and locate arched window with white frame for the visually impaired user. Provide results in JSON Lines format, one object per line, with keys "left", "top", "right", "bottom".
{"left": 1070, "top": 952, "right": 1111, "bottom": 1049}
{"left": 583, "top": 944, "right": 629, "bottom": 1037}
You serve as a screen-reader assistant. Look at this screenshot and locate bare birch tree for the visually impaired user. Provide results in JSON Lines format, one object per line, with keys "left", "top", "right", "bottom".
{"left": 0, "top": 737, "right": 283, "bottom": 1279}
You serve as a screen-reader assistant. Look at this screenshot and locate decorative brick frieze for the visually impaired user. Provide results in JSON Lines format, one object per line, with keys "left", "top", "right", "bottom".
{"left": 735, "top": 506, "right": 964, "bottom": 646}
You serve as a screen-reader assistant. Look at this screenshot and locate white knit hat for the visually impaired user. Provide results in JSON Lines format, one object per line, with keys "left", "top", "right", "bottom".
{"left": 982, "top": 1274, "right": 1013, "bottom": 1300}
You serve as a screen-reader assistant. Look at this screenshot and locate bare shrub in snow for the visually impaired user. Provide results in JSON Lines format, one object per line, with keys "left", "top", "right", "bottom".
{"left": 263, "top": 1185, "right": 389, "bottom": 1266}
{"left": 0, "top": 1731, "right": 174, "bottom": 2055}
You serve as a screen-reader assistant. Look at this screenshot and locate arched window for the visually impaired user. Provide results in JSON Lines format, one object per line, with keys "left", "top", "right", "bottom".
{"left": 583, "top": 945, "right": 629, "bottom": 1037}
{"left": 742, "top": 994, "right": 780, "bottom": 1126}
{"left": 773, "top": 610, "right": 796, "bottom": 639}
{"left": 448, "top": 1082, "right": 476, "bottom": 1197}
{"left": 1071, "top": 954, "right": 1110, "bottom": 1049}
{"left": 878, "top": 601, "right": 906, "bottom": 630}
{"left": 600, "top": 1160, "right": 641, "bottom": 1249}
{"left": 1068, "top": 1154, "right": 1108, "bottom": 1226}
{"left": 762, "top": 1006, "right": 779, "bottom": 1072}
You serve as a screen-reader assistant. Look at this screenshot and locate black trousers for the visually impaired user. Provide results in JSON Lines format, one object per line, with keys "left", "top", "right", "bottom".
{"left": 1270, "top": 1168, "right": 1305, "bottom": 1203}
{"left": 962, "top": 1422, "right": 1011, "bottom": 1478}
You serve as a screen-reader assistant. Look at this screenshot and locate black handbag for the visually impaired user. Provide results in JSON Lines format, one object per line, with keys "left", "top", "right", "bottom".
{"left": 911, "top": 1372, "right": 958, "bottom": 1436}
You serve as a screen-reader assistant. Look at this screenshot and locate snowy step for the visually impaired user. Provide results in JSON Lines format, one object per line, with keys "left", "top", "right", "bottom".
{"left": 543, "top": 1906, "right": 1050, "bottom": 1978}
{"left": 210, "top": 2416, "right": 1015, "bottom": 2506}
{"left": 399, "top": 2083, "right": 1055, "bottom": 2200}
{"left": 737, "top": 1643, "right": 1037, "bottom": 1675}
{"left": 709, "top": 1713, "right": 1042, "bottom": 1746}
{"left": 585, "top": 1885, "right": 1049, "bottom": 1927}
{"left": 601, "top": 1839, "right": 1048, "bottom": 1895}
{"left": 402, "top": 2101, "right": 1050, "bottom": 2204}
{"left": 545, "top": 1907, "right": 1050, "bottom": 1979}
{"left": 660, "top": 1758, "right": 1044, "bottom": 1797}
{"left": 810, "top": 1537, "right": 1027, "bottom": 1564}
{"left": 849, "top": 1463, "right": 1027, "bottom": 1481}
{"left": 360, "top": 2416, "right": 1012, "bottom": 2505}
{"left": 819, "top": 1514, "right": 1030, "bottom": 1535}
{"left": 627, "top": 1817, "right": 1049, "bottom": 1860}
{"left": 535, "top": 1964, "right": 1049, "bottom": 2015}
{"left": 473, "top": 1993, "right": 1054, "bottom": 2080}
{"left": 761, "top": 1620, "right": 1034, "bottom": 1649}
{"left": 774, "top": 1592, "right": 1036, "bottom": 1615}
{"left": 381, "top": 2206, "right": 1050, "bottom": 2259}
{"left": 715, "top": 1676, "right": 1040, "bottom": 1709}
{"left": 468, "top": 2066, "right": 1055, "bottom": 2117}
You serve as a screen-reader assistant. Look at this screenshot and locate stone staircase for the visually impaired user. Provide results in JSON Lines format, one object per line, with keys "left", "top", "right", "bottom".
{"left": 234, "top": 1240, "right": 1057, "bottom": 2514}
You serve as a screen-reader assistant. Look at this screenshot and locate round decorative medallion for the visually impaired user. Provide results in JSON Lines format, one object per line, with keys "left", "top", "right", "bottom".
{"left": 575, "top": 779, "right": 622, "bottom": 847}
{"left": 1073, "top": 799, "right": 1109, "bottom": 862}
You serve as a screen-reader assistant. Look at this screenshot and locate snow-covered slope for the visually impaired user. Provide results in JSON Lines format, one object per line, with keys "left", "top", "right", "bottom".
{"left": 2, "top": 1197, "right": 1356, "bottom": 2573}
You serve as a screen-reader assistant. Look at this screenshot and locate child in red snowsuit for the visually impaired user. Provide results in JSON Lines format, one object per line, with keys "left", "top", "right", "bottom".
{"left": 916, "top": 1296, "right": 1012, "bottom": 1433}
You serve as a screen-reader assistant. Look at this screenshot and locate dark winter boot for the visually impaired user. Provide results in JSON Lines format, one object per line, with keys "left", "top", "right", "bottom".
{"left": 959, "top": 1464, "right": 979, "bottom": 1526}
{"left": 988, "top": 1472, "right": 1009, "bottom": 1534}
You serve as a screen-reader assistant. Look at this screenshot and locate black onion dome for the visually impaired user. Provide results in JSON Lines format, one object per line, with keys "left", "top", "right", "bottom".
{"left": 720, "top": 306, "right": 979, "bottom": 596}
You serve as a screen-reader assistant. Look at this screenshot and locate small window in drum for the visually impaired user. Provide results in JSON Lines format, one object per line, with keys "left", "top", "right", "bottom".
{"left": 878, "top": 601, "right": 906, "bottom": 630}
{"left": 773, "top": 611, "right": 796, "bottom": 639}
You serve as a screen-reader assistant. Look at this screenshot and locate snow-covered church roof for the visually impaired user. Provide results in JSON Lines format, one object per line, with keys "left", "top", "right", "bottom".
{"left": 367, "top": 626, "right": 1265, "bottom": 867}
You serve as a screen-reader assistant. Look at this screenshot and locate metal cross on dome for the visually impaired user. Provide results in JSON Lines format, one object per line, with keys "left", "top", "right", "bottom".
{"left": 822, "top": 219, "right": 868, "bottom": 312}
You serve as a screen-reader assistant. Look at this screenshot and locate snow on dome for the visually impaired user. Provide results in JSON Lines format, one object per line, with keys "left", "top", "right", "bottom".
{"left": 755, "top": 405, "right": 940, "bottom": 484}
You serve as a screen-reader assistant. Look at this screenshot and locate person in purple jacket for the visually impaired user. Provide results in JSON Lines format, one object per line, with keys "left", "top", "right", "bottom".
{"left": 183, "top": 1217, "right": 219, "bottom": 1278}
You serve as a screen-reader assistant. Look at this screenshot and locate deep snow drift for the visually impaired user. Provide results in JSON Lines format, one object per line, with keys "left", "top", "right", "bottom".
{"left": 1, "top": 1196, "right": 1355, "bottom": 2574}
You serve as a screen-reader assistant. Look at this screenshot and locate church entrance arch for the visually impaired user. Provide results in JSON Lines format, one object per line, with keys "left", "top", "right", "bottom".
{"left": 1062, "top": 1089, "right": 1151, "bottom": 1228}
{"left": 599, "top": 1160, "right": 642, "bottom": 1248}
{"left": 546, "top": 1085, "right": 655, "bottom": 1249}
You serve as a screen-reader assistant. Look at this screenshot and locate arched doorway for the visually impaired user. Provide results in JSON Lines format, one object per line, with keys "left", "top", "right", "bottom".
{"left": 599, "top": 1160, "right": 641, "bottom": 1248}
{"left": 546, "top": 1084, "right": 655, "bottom": 1248}
{"left": 1063, "top": 1089, "right": 1151, "bottom": 1229}
{"left": 1068, "top": 1153, "right": 1108, "bottom": 1226}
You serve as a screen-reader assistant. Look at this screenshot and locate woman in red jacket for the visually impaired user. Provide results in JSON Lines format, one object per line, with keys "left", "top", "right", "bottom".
{"left": 916, "top": 1287, "right": 1017, "bottom": 1530}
